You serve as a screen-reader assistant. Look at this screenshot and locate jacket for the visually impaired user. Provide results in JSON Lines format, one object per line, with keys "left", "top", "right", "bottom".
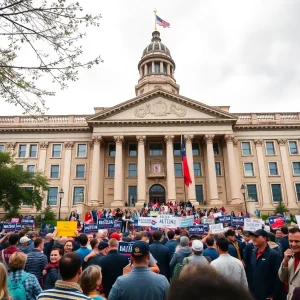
{"left": 250, "top": 245, "right": 283, "bottom": 300}
{"left": 149, "top": 241, "right": 170, "bottom": 278}
{"left": 228, "top": 243, "right": 238, "bottom": 259}
{"left": 165, "top": 240, "right": 179, "bottom": 257}
{"left": 243, "top": 242, "right": 254, "bottom": 290}
{"left": 278, "top": 256, "right": 300, "bottom": 300}
{"left": 169, "top": 246, "right": 192, "bottom": 276}
{"left": 279, "top": 236, "right": 289, "bottom": 253}
{"left": 25, "top": 249, "right": 48, "bottom": 281}
{"left": 44, "top": 267, "right": 61, "bottom": 290}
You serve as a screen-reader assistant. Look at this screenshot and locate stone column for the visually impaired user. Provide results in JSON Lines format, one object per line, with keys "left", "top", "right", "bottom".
{"left": 254, "top": 140, "right": 271, "bottom": 207}
{"left": 152, "top": 61, "right": 155, "bottom": 73}
{"left": 204, "top": 135, "right": 221, "bottom": 204}
{"left": 160, "top": 61, "right": 163, "bottom": 73}
{"left": 62, "top": 142, "right": 74, "bottom": 211}
{"left": 38, "top": 142, "right": 49, "bottom": 172}
{"left": 136, "top": 136, "right": 146, "bottom": 206}
{"left": 7, "top": 142, "right": 16, "bottom": 155}
{"left": 164, "top": 135, "right": 176, "bottom": 201}
{"left": 278, "top": 139, "right": 297, "bottom": 207}
{"left": 225, "top": 135, "right": 242, "bottom": 204}
{"left": 139, "top": 67, "right": 143, "bottom": 78}
{"left": 167, "top": 64, "right": 171, "bottom": 75}
{"left": 90, "top": 136, "right": 102, "bottom": 205}
{"left": 184, "top": 135, "right": 197, "bottom": 205}
{"left": 144, "top": 64, "right": 147, "bottom": 76}
{"left": 111, "top": 136, "right": 124, "bottom": 207}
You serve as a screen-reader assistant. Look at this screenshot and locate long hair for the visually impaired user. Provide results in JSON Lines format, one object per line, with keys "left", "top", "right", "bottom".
{"left": 79, "top": 265, "right": 102, "bottom": 296}
{"left": 0, "top": 263, "right": 12, "bottom": 300}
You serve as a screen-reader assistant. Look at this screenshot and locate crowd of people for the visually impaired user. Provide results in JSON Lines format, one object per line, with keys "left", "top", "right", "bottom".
{"left": 0, "top": 208, "right": 298, "bottom": 300}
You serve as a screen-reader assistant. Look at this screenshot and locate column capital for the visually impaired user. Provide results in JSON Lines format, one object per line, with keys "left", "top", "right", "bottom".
{"left": 114, "top": 136, "right": 124, "bottom": 145}
{"left": 7, "top": 142, "right": 16, "bottom": 150}
{"left": 90, "top": 136, "right": 103, "bottom": 149}
{"left": 277, "top": 138, "right": 287, "bottom": 145}
{"left": 164, "top": 135, "right": 174, "bottom": 144}
{"left": 136, "top": 135, "right": 146, "bottom": 145}
{"left": 254, "top": 139, "right": 263, "bottom": 146}
{"left": 39, "top": 142, "right": 49, "bottom": 149}
{"left": 184, "top": 135, "right": 194, "bottom": 143}
{"left": 233, "top": 138, "right": 238, "bottom": 146}
{"left": 64, "top": 141, "right": 74, "bottom": 149}
{"left": 203, "top": 134, "right": 215, "bottom": 144}
{"left": 224, "top": 135, "right": 235, "bottom": 143}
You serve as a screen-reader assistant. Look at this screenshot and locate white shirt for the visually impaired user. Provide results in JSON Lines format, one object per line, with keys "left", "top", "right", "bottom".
{"left": 211, "top": 253, "right": 248, "bottom": 289}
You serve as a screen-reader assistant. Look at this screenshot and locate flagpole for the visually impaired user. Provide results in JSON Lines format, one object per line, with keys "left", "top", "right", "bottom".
{"left": 154, "top": 8, "right": 157, "bottom": 31}
{"left": 181, "top": 135, "right": 187, "bottom": 208}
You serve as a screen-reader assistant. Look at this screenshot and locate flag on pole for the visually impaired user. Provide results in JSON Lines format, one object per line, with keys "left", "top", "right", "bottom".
{"left": 181, "top": 137, "right": 192, "bottom": 187}
{"left": 156, "top": 15, "right": 170, "bottom": 28}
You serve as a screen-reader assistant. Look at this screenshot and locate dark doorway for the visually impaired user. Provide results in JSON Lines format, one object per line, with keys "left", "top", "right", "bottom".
{"left": 149, "top": 184, "right": 166, "bottom": 205}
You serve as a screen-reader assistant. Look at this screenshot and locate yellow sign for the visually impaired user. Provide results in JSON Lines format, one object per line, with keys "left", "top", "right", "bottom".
{"left": 150, "top": 211, "right": 159, "bottom": 217}
{"left": 57, "top": 221, "right": 77, "bottom": 237}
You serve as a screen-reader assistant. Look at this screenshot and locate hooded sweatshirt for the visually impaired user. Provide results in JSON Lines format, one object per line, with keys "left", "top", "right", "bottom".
{"left": 18, "top": 242, "right": 34, "bottom": 254}
{"left": 169, "top": 246, "right": 192, "bottom": 275}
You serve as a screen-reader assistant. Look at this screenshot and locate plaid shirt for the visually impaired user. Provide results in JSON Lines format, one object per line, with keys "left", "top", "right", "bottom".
{"left": 8, "top": 270, "right": 42, "bottom": 300}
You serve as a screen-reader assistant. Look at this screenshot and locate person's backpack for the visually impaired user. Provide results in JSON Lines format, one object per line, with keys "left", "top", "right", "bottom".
{"left": 8, "top": 273, "right": 29, "bottom": 300}
{"left": 172, "top": 257, "right": 189, "bottom": 279}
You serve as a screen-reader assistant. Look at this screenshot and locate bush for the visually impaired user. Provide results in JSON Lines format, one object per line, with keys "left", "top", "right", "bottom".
{"left": 4, "top": 207, "right": 20, "bottom": 220}
{"left": 36, "top": 206, "right": 57, "bottom": 227}
{"left": 275, "top": 199, "right": 288, "bottom": 214}
{"left": 261, "top": 214, "right": 269, "bottom": 221}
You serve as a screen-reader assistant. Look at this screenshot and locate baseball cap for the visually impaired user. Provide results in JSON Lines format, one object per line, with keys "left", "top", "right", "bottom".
{"left": 192, "top": 240, "right": 203, "bottom": 251}
{"left": 249, "top": 229, "right": 268, "bottom": 238}
{"left": 98, "top": 241, "right": 109, "bottom": 250}
{"left": 123, "top": 232, "right": 130, "bottom": 237}
{"left": 20, "top": 236, "right": 30, "bottom": 244}
{"left": 131, "top": 241, "right": 149, "bottom": 257}
{"left": 110, "top": 232, "right": 121, "bottom": 241}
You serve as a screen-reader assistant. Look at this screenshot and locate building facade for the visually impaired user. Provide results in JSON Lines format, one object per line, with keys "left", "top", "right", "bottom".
{"left": 1, "top": 31, "right": 300, "bottom": 217}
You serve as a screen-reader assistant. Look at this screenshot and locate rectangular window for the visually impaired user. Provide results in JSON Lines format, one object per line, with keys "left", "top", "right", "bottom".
{"left": 195, "top": 185, "right": 204, "bottom": 203}
{"left": 193, "top": 163, "right": 201, "bottom": 176}
{"left": 27, "top": 165, "right": 35, "bottom": 178}
{"left": 129, "top": 144, "right": 137, "bottom": 156}
{"left": 271, "top": 184, "right": 282, "bottom": 202}
{"left": 148, "top": 65, "right": 152, "bottom": 74}
{"left": 244, "top": 162, "right": 254, "bottom": 176}
{"left": 155, "top": 63, "right": 160, "bottom": 73}
{"left": 293, "top": 162, "right": 300, "bottom": 175}
{"left": 18, "top": 144, "right": 26, "bottom": 158}
{"left": 269, "top": 162, "right": 279, "bottom": 176}
{"left": 76, "top": 165, "right": 85, "bottom": 178}
{"left": 50, "top": 165, "right": 59, "bottom": 179}
{"left": 128, "top": 164, "right": 137, "bottom": 177}
{"left": 109, "top": 144, "right": 116, "bottom": 157}
{"left": 295, "top": 183, "right": 300, "bottom": 201}
{"left": 52, "top": 144, "right": 61, "bottom": 158}
{"left": 266, "top": 142, "right": 275, "bottom": 155}
{"left": 213, "top": 142, "right": 219, "bottom": 155}
{"left": 108, "top": 164, "right": 115, "bottom": 178}
{"left": 0, "top": 145, "right": 4, "bottom": 152}
{"left": 77, "top": 144, "right": 87, "bottom": 157}
{"left": 173, "top": 143, "right": 181, "bottom": 156}
{"left": 192, "top": 143, "right": 200, "bottom": 155}
{"left": 73, "top": 187, "right": 84, "bottom": 204}
{"left": 149, "top": 143, "right": 162, "bottom": 156}
{"left": 247, "top": 184, "right": 258, "bottom": 202}
{"left": 29, "top": 144, "right": 37, "bottom": 158}
{"left": 23, "top": 187, "right": 33, "bottom": 206}
{"left": 289, "top": 141, "right": 299, "bottom": 155}
{"left": 215, "top": 162, "right": 221, "bottom": 176}
{"left": 174, "top": 163, "right": 182, "bottom": 177}
{"left": 128, "top": 186, "right": 137, "bottom": 207}
{"left": 241, "top": 142, "right": 252, "bottom": 156}
{"left": 47, "top": 187, "right": 58, "bottom": 205}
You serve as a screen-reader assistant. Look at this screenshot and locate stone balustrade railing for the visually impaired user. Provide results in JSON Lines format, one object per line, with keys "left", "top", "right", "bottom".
{"left": 235, "top": 113, "right": 300, "bottom": 124}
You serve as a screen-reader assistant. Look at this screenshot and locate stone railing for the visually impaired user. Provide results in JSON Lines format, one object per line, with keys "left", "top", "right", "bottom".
{"left": 236, "top": 113, "right": 300, "bottom": 124}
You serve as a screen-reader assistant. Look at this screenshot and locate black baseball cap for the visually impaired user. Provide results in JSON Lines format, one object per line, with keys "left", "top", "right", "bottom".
{"left": 131, "top": 241, "right": 149, "bottom": 257}
{"left": 98, "top": 241, "right": 109, "bottom": 250}
{"left": 249, "top": 229, "right": 268, "bottom": 238}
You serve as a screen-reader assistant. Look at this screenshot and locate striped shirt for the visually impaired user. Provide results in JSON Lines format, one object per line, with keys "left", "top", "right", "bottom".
{"left": 37, "top": 280, "right": 91, "bottom": 300}
{"left": 25, "top": 249, "right": 48, "bottom": 281}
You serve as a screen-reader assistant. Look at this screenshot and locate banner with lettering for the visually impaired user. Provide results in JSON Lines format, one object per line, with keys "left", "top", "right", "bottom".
{"left": 189, "top": 226, "right": 205, "bottom": 235}
{"left": 179, "top": 216, "right": 194, "bottom": 228}
{"left": 3, "top": 222, "right": 16, "bottom": 232}
{"left": 201, "top": 217, "right": 215, "bottom": 225}
{"left": 217, "top": 216, "right": 232, "bottom": 225}
{"left": 232, "top": 217, "right": 244, "bottom": 227}
{"left": 97, "top": 218, "right": 115, "bottom": 229}
{"left": 114, "top": 221, "right": 122, "bottom": 230}
{"left": 118, "top": 241, "right": 135, "bottom": 257}
{"left": 244, "top": 218, "right": 262, "bottom": 231}
{"left": 84, "top": 224, "right": 98, "bottom": 234}
{"left": 138, "top": 216, "right": 180, "bottom": 228}
{"left": 16, "top": 223, "right": 22, "bottom": 231}
{"left": 268, "top": 215, "right": 285, "bottom": 229}
{"left": 21, "top": 217, "right": 35, "bottom": 229}
{"left": 209, "top": 223, "right": 225, "bottom": 234}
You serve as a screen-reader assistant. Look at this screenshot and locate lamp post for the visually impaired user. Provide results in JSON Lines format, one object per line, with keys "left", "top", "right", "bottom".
{"left": 58, "top": 188, "right": 64, "bottom": 220}
{"left": 240, "top": 184, "right": 248, "bottom": 216}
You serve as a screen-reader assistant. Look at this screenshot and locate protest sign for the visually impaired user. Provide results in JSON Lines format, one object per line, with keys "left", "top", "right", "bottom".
{"left": 202, "top": 217, "right": 215, "bottom": 225}
{"left": 213, "top": 212, "right": 222, "bottom": 218}
{"left": 209, "top": 223, "right": 224, "bottom": 234}
{"left": 97, "top": 218, "right": 114, "bottom": 229}
{"left": 189, "top": 226, "right": 205, "bottom": 235}
{"left": 21, "top": 217, "right": 35, "bottom": 229}
{"left": 296, "top": 215, "right": 300, "bottom": 229}
{"left": 16, "top": 223, "right": 22, "bottom": 231}
{"left": 202, "top": 224, "right": 209, "bottom": 231}
{"left": 118, "top": 242, "right": 135, "bottom": 257}
{"left": 11, "top": 218, "right": 19, "bottom": 223}
{"left": 114, "top": 221, "right": 122, "bottom": 230}
{"left": 218, "top": 216, "right": 232, "bottom": 225}
{"left": 150, "top": 211, "right": 159, "bottom": 217}
{"left": 179, "top": 216, "right": 194, "bottom": 228}
{"left": 244, "top": 218, "right": 262, "bottom": 232}
{"left": 57, "top": 221, "right": 77, "bottom": 237}
{"left": 268, "top": 215, "right": 286, "bottom": 229}
{"left": 232, "top": 217, "right": 244, "bottom": 227}
{"left": 3, "top": 222, "right": 16, "bottom": 232}
{"left": 84, "top": 224, "right": 98, "bottom": 234}
{"left": 155, "top": 215, "right": 180, "bottom": 228}
{"left": 138, "top": 217, "right": 153, "bottom": 227}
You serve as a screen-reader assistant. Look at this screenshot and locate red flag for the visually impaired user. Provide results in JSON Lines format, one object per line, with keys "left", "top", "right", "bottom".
{"left": 181, "top": 140, "right": 192, "bottom": 187}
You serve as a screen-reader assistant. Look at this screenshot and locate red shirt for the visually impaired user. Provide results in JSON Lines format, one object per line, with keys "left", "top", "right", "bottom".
{"left": 294, "top": 254, "right": 300, "bottom": 272}
{"left": 256, "top": 247, "right": 266, "bottom": 259}
{"left": 0, "top": 246, "right": 20, "bottom": 266}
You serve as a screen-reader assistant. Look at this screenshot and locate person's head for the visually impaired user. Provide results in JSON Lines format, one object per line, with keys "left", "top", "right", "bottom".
{"left": 45, "top": 233, "right": 53, "bottom": 242}
{"left": 78, "top": 234, "right": 88, "bottom": 247}
{"left": 50, "top": 248, "right": 63, "bottom": 264}
{"left": 192, "top": 240, "right": 203, "bottom": 255}
{"left": 9, "top": 252, "right": 27, "bottom": 271}
{"left": 141, "top": 231, "right": 150, "bottom": 243}
{"left": 206, "top": 236, "right": 215, "bottom": 248}
{"left": 281, "top": 226, "right": 289, "bottom": 236}
{"left": 59, "top": 252, "right": 82, "bottom": 282}
{"left": 180, "top": 236, "right": 189, "bottom": 247}
{"left": 0, "top": 263, "right": 10, "bottom": 299}
{"left": 243, "top": 231, "right": 252, "bottom": 243}
{"left": 167, "top": 230, "right": 175, "bottom": 240}
{"left": 19, "top": 236, "right": 30, "bottom": 246}
{"left": 289, "top": 227, "right": 300, "bottom": 254}
{"left": 276, "top": 229, "right": 283, "bottom": 239}
{"left": 225, "top": 230, "right": 235, "bottom": 242}
{"left": 267, "top": 232, "right": 276, "bottom": 243}
{"left": 64, "top": 240, "right": 73, "bottom": 253}
{"left": 108, "top": 238, "right": 118, "bottom": 250}
{"left": 60, "top": 236, "right": 68, "bottom": 245}
{"left": 216, "top": 237, "right": 229, "bottom": 254}
{"left": 79, "top": 265, "right": 102, "bottom": 296}
{"left": 28, "top": 231, "right": 38, "bottom": 240}
{"left": 8, "top": 234, "right": 19, "bottom": 246}
{"left": 87, "top": 234, "right": 93, "bottom": 243}
{"left": 110, "top": 232, "right": 120, "bottom": 241}
{"left": 98, "top": 241, "right": 109, "bottom": 255}
{"left": 131, "top": 241, "right": 150, "bottom": 266}
{"left": 152, "top": 231, "right": 162, "bottom": 242}
{"left": 93, "top": 232, "right": 102, "bottom": 242}
{"left": 34, "top": 237, "right": 44, "bottom": 250}
{"left": 90, "top": 238, "right": 99, "bottom": 250}
{"left": 250, "top": 229, "right": 269, "bottom": 248}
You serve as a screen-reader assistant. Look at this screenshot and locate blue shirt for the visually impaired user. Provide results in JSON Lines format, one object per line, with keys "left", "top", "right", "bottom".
{"left": 203, "top": 248, "right": 219, "bottom": 261}
{"left": 75, "top": 247, "right": 91, "bottom": 262}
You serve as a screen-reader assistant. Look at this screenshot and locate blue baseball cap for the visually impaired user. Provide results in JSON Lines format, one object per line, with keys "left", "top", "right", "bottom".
{"left": 131, "top": 241, "right": 149, "bottom": 257}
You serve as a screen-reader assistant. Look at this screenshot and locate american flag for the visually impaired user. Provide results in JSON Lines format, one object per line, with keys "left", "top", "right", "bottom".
{"left": 156, "top": 15, "right": 170, "bottom": 28}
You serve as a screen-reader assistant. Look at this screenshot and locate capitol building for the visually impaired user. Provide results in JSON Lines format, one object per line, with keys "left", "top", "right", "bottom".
{"left": 1, "top": 31, "right": 300, "bottom": 217}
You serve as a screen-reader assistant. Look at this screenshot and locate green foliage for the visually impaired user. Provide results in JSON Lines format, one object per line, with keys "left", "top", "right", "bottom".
{"left": 37, "top": 206, "right": 57, "bottom": 227}
{"left": 275, "top": 199, "right": 288, "bottom": 214}
{"left": 261, "top": 214, "right": 269, "bottom": 221}
{"left": 4, "top": 206, "right": 19, "bottom": 220}
{"left": 0, "top": 151, "right": 49, "bottom": 212}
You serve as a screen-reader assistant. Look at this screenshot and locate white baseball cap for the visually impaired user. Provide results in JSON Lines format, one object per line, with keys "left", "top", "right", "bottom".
{"left": 20, "top": 236, "right": 30, "bottom": 244}
{"left": 192, "top": 240, "right": 203, "bottom": 251}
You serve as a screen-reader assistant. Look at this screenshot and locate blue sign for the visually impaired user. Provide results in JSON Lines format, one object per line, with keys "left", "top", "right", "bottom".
{"left": 84, "top": 224, "right": 98, "bottom": 234}
{"left": 218, "top": 216, "right": 232, "bottom": 225}
{"left": 179, "top": 216, "right": 194, "bottom": 228}
{"left": 3, "top": 222, "right": 16, "bottom": 232}
{"left": 202, "top": 224, "right": 209, "bottom": 231}
{"left": 118, "top": 242, "right": 135, "bottom": 256}
{"left": 189, "top": 226, "right": 205, "bottom": 235}
{"left": 21, "top": 217, "right": 35, "bottom": 228}
{"left": 114, "top": 221, "right": 122, "bottom": 230}
{"left": 97, "top": 218, "right": 114, "bottom": 229}
{"left": 232, "top": 217, "right": 244, "bottom": 227}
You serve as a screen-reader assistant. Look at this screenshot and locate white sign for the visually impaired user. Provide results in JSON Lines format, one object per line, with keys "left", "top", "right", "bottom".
{"left": 209, "top": 223, "right": 225, "bottom": 234}
{"left": 295, "top": 215, "right": 300, "bottom": 228}
{"left": 138, "top": 216, "right": 180, "bottom": 228}
{"left": 213, "top": 212, "right": 222, "bottom": 218}
{"left": 244, "top": 218, "right": 262, "bottom": 232}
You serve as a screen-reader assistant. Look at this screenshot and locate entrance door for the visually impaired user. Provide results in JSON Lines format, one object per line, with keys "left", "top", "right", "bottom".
{"left": 149, "top": 184, "right": 165, "bottom": 205}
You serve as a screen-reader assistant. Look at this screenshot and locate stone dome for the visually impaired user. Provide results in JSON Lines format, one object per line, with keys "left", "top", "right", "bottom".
{"left": 142, "top": 31, "right": 171, "bottom": 57}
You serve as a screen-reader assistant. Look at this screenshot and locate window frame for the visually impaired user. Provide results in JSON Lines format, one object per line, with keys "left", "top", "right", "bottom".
{"left": 128, "top": 163, "right": 137, "bottom": 178}
{"left": 215, "top": 161, "right": 222, "bottom": 176}
{"left": 246, "top": 184, "right": 258, "bottom": 202}
{"left": 0, "top": 145, "right": 5, "bottom": 152}
{"left": 241, "top": 142, "right": 252, "bottom": 156}
{"left": 265, "top": 141, "right": 276, "bottom": 156}
{"left": 73, "top": 186, "right": 85, "bottom": 205}
{"left": 75, "top": 164, "right": 86, "bottom": 179}
{"left": 195, "top": 185, "right": 204, "bottom": 203}
{"left": 52, "top": 144, "right": 62, "bottom": 158}
{"left": 77, "top": 143, "right": 87, "bottom": 158}
{"left": 270, "top": 183, "right": 283, "bottom": 202}
{"left": 18, "top": 144, "right": 27, "bottom": 158}
{"left": 128, "top": 185, "right": 137, "bottom": 207}
{"left": 149, "top": 143, "right": 163, "bottom": 157}
{"left": 29, "top": 144, "right": 38, "bottom": 158}
{"left": 174, "top": 163, "right": 183, "bottom": 177}
{"left": 108, "top": 144, "right": 116, "bottom": 157}
{"left": 26, "top": 165, "right": 35, "bottom": 176}
{"left": 292, "top": 161, "right": 300, "bottom": 176}
{"left": 128, "top": 143, "right": 137, "bottom": 157}
{"left": 192, "top": 142, "right": 200, "bottom": 156}
{"left": 213, "top": 142, "right": 220, "bottom": 156}
{"left": 50, "top": 165, "right": 60, "bottom": 179}
{"left": 243, "top": 162, "right": 255, "bottom": 177}
{"left": 294, "top": 183, "right": 300, "bottom": 202}
{"left": 108, "top": 164, "right": 115, "bottom": 178}
{"left": 268, "top": 161, "right": 279, "bottom": 176}
{"left": 22, "top": 186, "right": 33, "bottom": 206}
{"left": 47, "top": 187, "right": 59, "bottom": 206}
{"left": 289, "top": 141, "right": 299, "bottom": 155}
{"left": 193, "top": 162, "right": 201, "bottom": 177}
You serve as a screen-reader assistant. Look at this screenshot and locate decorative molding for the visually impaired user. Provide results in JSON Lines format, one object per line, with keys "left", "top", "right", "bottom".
{"left": 136, "top": 135, "right": 146, "bottom": 145}
{"left": 203, "top": 134, "right": 215, "bottom": 144}
{"left": 164, "top": 135, "right": 174, "bottom": 144}
{"left": 39, "top": 142, "right": 49, "bottom": 149}
{"left": 89, "top": 136, "right": 102, "bottom": 149}
{"left": 6, "top": 142, "right": 16, "bottom": 150}
{"left": 64, "top": 141, "right": 75, "bottom": 149}
{"left": 184, "top": 135, "right": 194, "bottom": 143}
{"left": 277, "top": 138, "right": 287, "bottom": 145}
{"left": 233, "top": 138, "right": 239, "bottom": 146}
{"left": 254, "top": 139, "right": 263, "bottom": 146}
{"left": 113, "top": 136, "right": 124, "bottom": 145}
{"left": 224, "top": 135, "right": 235, "bottom": 143}
{"left": 134, "top": 99, "right": 186, "bottom": 118}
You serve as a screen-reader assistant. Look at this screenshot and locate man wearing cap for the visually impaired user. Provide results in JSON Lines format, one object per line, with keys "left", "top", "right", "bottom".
{"left": 182, "top": 240, "right": 209, "bottom": 265}
{"left": 18, "top": 235, "right": 34, "bottom": 254}
{"left": 83, "top": 241, "right": 109, "bottom": 268}
{"left": 108, "top": 241, "right": 169, "bottom": 300}
{"left": 249, "top": 229, "right": 283, "bottom": 300}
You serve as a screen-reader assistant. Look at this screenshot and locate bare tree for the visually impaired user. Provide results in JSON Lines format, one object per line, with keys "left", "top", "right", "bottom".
{"left": 0, "top": 0, "right": 102, "bottom": 114}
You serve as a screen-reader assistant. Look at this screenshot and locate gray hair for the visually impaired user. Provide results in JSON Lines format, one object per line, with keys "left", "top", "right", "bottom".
{"left": 180, "top": 236, "right": 189, "bottom": 247}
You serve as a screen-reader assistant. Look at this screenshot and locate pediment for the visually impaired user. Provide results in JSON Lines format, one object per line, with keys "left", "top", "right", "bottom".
{"left": 87, "top": 89, "right": 237, "bottom": 124}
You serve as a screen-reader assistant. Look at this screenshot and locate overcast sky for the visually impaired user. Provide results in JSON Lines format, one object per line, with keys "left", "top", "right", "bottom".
{"left": 1, "top": 0, "right": 300, "bottom": 116}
